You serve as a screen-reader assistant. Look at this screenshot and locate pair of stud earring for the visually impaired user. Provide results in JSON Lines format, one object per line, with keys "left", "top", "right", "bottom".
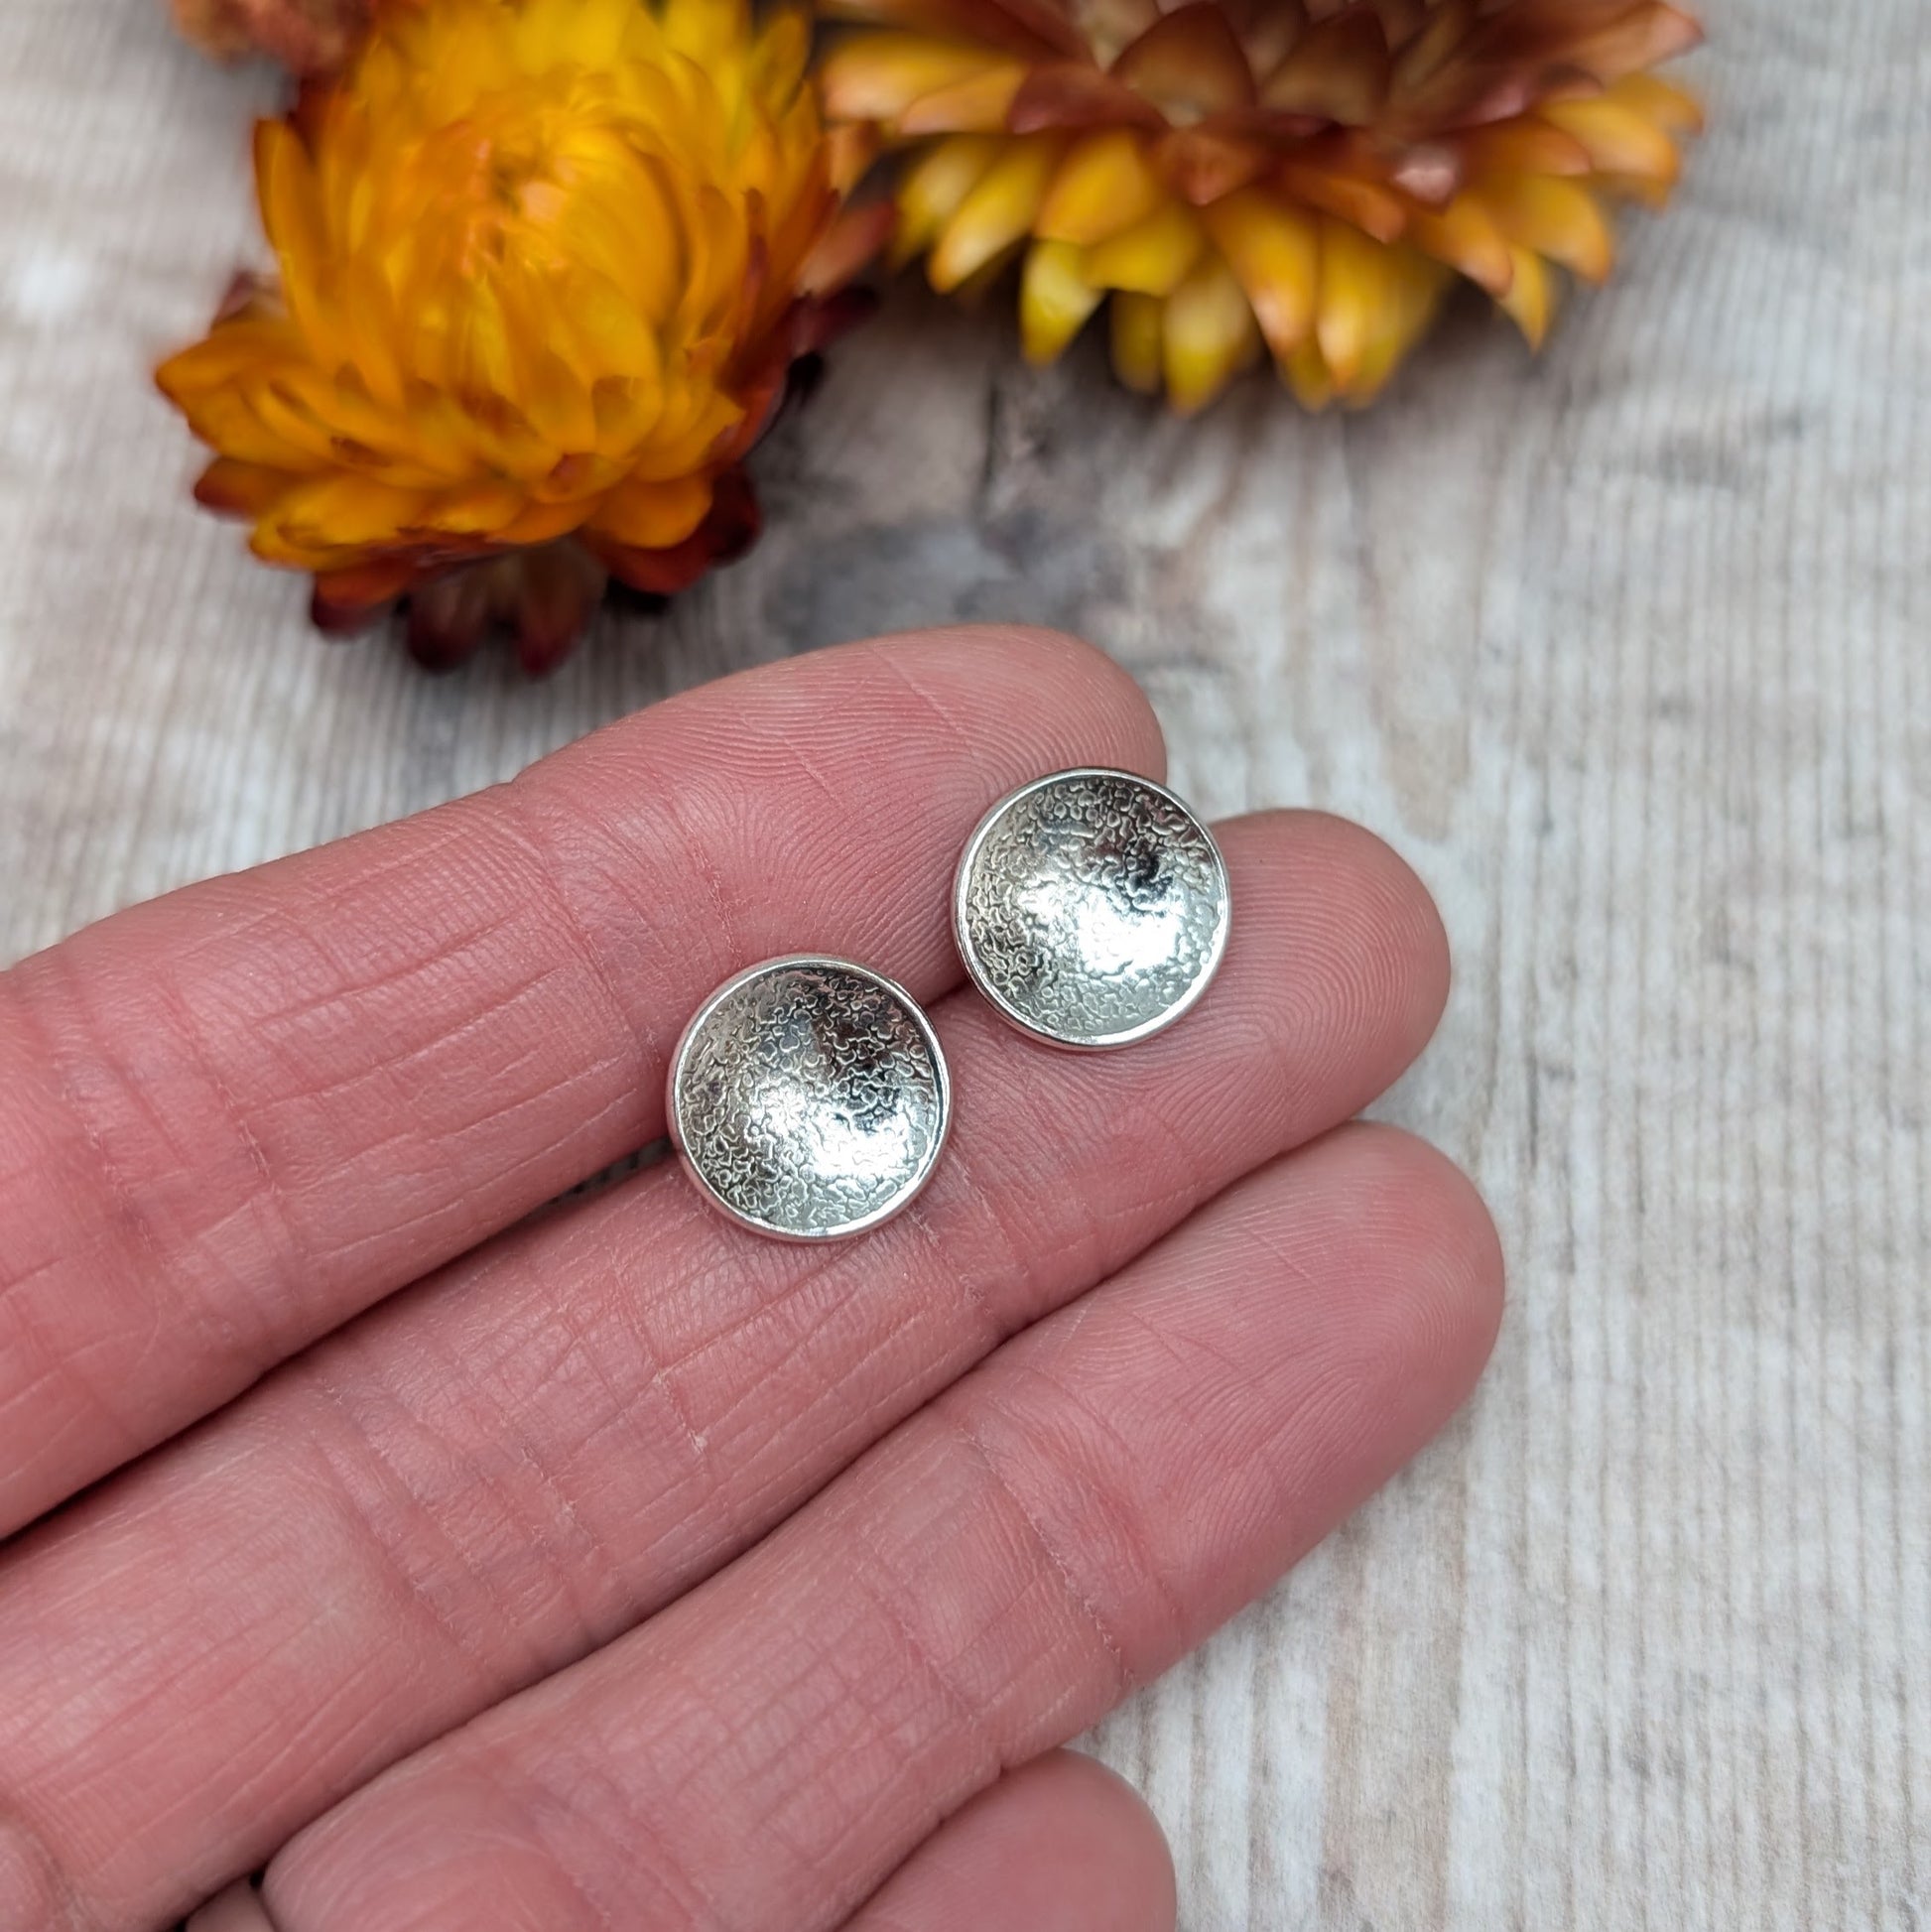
{"left": 667, "top": 768, "right": 1231, "bottom": 1242}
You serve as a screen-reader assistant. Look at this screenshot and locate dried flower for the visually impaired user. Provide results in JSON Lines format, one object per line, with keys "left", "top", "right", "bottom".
{"left": 820, "top": 0, "right": 1702, "bottom": 411}
{"left": 159, "top": 0, "right": 884, "bottom": 671}
{"left": 172, "top": 0, "right": 369, "bottom": 74}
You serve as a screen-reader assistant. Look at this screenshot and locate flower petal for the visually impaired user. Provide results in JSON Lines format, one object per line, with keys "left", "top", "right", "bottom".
{"left": 589, "top": 465, "right": 763, "bottom": 592}
{"left": 193, "top": 458, "right": 299, "bottom": 519}
{"left": 898, "top": 62, "right": 1028, "bottom": 133}
{"left": 1389, "top": 0, "right": 1475, "bottom": 92}
{"left": 929, "top": 132, "right": 1066, "bottom": 290}
{"left": 1341, "top": 252, "right": 1450, "bottom": 403}
{"left": 494, "top": 498, "right": 600, "bottom": 547}
{"left": 1019, "top": 237, "right": 1104, "bottom": 361}
{"left": 1480, "top": 173, "right": 1615, "bottom": 283}
{"left": 1541, "top": 94, "right": 1683, "bottom": 185}
{"left": 1567, "top": 3, "right": 1703, "bottom": 84}
{"left": 254, "top": 119, "right": 327, "bottom": 298}
{"left": 1458, "top": 120, "right": 1595, "bottom": 179}
{"left": 800, "top": 199, "right": 898, "bottom": 296}
{"left": 512, "top": 542, "right": 612, "bottom": 676}
{"left": 1405, "top": 191, "right": 1514, "bottom": 296}
{"left": 405, "top": 565, "right": 501, "bottom": 670}
{"left": 1259, "top": 10, "right": 1390, "bottom": 124}
{"left": 1108, "top": 288, "right": 1165, "bottom": 393}
{"left": 1278, "top": 158, "right": 1410, "bottom": 244}
{"left": 820, "top": 0, "right": 1084, "bottom": 61}
{"left": 1495, "top": 241, "right": 1555, "bottom": 347}
{"left": 827, "top": 121, "right": 882, "bottom": 193}
{"left": 1081, "top": 196, "right": 1205, "bottom": 295}
{"left": 588, "top": 472, "right": 715, "bottom": 550}
{"left": 1201, "top": 188, "right": 1317, "bottom": 356}
{"left": 819, "top": 33, "right": 1023, "bottom": 127}
{"left": 1607, "top": 71, "right": 1705, "bottom": 136}
{"left": 1036, "top": 129, "right": 1165, "bottom": 246}
{"left": 1111, "top": 3, "right": 1257, "bottom": 118}
{"left": 157, "top": 318, "right": 303, "bottom": 418}
{"left": 416, "top": 483, "right": 531, "bottom": 537}
{"left": 259, "top": 474, "right": 432, "bottom": 561}
{"left": 1162, "top": 253, "right": 1260, "bottom": 413}
{"left": 1282, "top": 334, "right": 1336, "bottom": 411}
{"left": 1007, "top": 61, "right": 1168, "bottom": 133}
{"left": 1153, "top": 125, "right": 1270, "bottom": 205}
{"left": 1592, "top": 171, "right": 1674, "bottom": 211}
{"left": 892, "top": 132, "right": 1004, "bottom": 264}
{"left": 168, "top": 380, "right": 322, "bottom": 471}
{"left": 1313, "top": 220, "right": 1444, "bottom": 394}
{"left": 312, "top": 558, "right": 418, "bottom": 631}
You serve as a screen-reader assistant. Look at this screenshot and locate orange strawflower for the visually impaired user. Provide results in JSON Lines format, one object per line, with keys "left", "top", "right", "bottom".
{"left": 819, "top": 0, "right": 1703, "bottom": 411}
{"left": 159, "top": 0, "right": 884, "bottom": 671}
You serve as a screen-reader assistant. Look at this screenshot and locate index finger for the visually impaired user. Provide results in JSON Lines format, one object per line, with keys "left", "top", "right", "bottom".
{"left": 0, "top": 627, "right": 1164, "bottom": 1535}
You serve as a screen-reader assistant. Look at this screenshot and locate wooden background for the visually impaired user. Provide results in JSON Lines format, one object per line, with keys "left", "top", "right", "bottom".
{"left": 2, "top": 0, "right": 1925, "bottom": 1925}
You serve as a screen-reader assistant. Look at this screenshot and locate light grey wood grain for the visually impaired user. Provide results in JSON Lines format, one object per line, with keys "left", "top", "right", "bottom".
{"left": 1, "top": 0, "right": 1925, "bottom": 1926}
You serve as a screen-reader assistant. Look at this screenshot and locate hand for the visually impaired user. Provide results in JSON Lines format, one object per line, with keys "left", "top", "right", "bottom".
{"left": 0, "top": 628, "right": 1501, "bottom": 1932}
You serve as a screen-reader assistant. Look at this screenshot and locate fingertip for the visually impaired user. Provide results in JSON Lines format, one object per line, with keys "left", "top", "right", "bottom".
{"left": 850, "top": 1748, "right": 1176, "bottom": 1932}
{"left": 1345, "top": 816, "right": 1452, "bottom": 1042}
{"left": 1271, "top": 810, "right": 1452, "bottom": 1043}
{"left": 1308, "top": 1121, "right": 1507, "bottom": 1411}
{"left": 185, "top": 1878, "right": 275, "bottom": 1932}
{"left": 1209, "top": 811, "right": 1452, "bottom": 1114}
{"left": 1004, "top": 1751, "right": 1178, "bottom": 1932}
{"left": 1011, "top": 1122, "right": 1505, "bottom": 1646}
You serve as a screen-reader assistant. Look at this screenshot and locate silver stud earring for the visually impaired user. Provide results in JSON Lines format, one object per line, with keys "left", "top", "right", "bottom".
{"left": 668, "top": 957, "right": 951, "bottom": 1241}
{"left": 953, "top": 768, "right": 1230, "bottom": 1051}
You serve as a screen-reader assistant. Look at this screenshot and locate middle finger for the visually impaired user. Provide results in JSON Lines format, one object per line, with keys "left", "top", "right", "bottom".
{"left": 0, "top": 814, "right": 1446, "bottom": 1932}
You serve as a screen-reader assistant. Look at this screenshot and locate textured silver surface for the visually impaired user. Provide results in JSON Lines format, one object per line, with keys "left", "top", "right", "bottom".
{"left": 954, "top": 769, "right": 1230, "bottom": 1050}
{"left": 668, "top": 958, "right": 950, "bottom": 1240}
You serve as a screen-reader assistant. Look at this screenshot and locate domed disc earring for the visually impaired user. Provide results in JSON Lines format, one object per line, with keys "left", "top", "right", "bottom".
{"left": 954, "top": 768, "right": 1230, "bottom": 1051}
{"left": 669, "top": 957, "right": 951, "bottom": 1241}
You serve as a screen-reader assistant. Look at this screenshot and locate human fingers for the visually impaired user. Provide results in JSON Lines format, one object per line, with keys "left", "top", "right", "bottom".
{"left": 0, "top": 625, "right": 1162, "bottom": 1533}
{"left": 254, "top": 1126, "right": 1502, "bottom": 1932}
{"left": 0, "top": 813, "right": 1447, "bottom": 1931}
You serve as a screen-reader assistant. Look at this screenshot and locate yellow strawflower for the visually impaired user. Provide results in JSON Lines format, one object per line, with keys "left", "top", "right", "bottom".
{"left": 819, "top": 0, "right": 1702, "bottom": 412}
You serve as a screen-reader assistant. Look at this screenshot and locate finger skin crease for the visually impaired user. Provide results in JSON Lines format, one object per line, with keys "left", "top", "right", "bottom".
{"left": 844, "top": 1513, "right": 1007, "bottom": 1806}
{"left": 904, "top": 1136, "right": 1035, "bottom": 1352}
{"left": 288, "top": 1251, "right": 749, "bottom": 1690}
{"left": 192, "top": 1882, "right": 284, "bottom": 1932}
{"left": 0, "top": 758, "right": 748, "bottom": 1525}
{"left": 0, "top": 1801, "right": 97, "bottom": 1932}
{"left": 234, "top": 948, "right": 577, "bottom": 1132}
{"left": 367, "top": 1729, "right": 724, "bottom": 1932}
{"left": 871, "top": 651, "right": 974, "bottom": 752}
{"left": 2, "top": 921, "right": 504, "bottom": 1460}
{"left": 934, "top": 1404, "right": 1138, "bottom": 1705}
{"left": 520, "top": 1247, "right": 741, "bottom": 1593}
{"left": 0, "top": 977, "right": 180, "bottom": 1443}
{"left": 475, "top": 1753, "right": 637, "bottom": 1932}
{"left": 968, "top": 1360, "right": 1193, "bottom": 1662}
{"left": 295, "top": 1368, "right": 601, "bottom": 1685}
{"left": 475, "top": 793, "right": 679, "bottom": 1102}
